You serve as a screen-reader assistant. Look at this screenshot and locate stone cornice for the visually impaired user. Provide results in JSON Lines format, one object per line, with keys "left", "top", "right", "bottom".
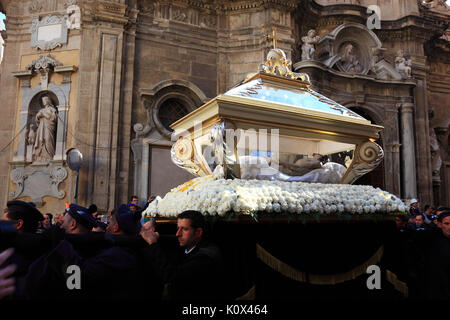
{"left": 221, "top": 0, "right": 297, "bottom": 12}
{"left": 139, "top": 0, "right": 297, "bottom": 14}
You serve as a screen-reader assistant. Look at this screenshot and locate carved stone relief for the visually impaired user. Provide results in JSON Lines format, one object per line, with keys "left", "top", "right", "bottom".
{"left": 26, "top": 53, "right": 63, "bottom": 90}
{"left": 29, "top": 1, "right": 43, "bottom": 14}
{"left": 200, "top": 15, "right": 216, "bottom": 28}
{"left": 337, "top": 42, "right": 362, "bottom": 74}
{"left": 30, "top": 15, "right": 68, "bottom": 50}
{"left": 64, "top": 0, "right": 78, "bottom": 8}
{"left": 172, "top": 8, "right": 188, "bottom": 22}
{"left": 294, "top": 23, "right": 405, "bottom": 81}
{"left": 9, "top": 165, "right": 68, "bottom": 206}
{"left": 141, "top": 2, "right": 218, "bottom": 29}
{"left": 421, "top": 0, "right": 450, "bottom": 11}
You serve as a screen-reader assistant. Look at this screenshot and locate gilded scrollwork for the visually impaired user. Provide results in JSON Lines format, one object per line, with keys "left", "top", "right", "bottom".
{"left": 210, "top": 121, "right": 240, "bottom": 179}
{"left": 171, "top": 137, "right": 203, "bottom": 176}
{"left": 340, "top": 140, "right": 384, "bottom": 184}
{"left": 260, "top": 49, "right": 310, "bottom": 82}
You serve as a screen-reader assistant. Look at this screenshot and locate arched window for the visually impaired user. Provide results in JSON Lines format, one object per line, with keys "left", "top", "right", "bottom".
{"left": 146, "top": 86, "right": 204, "bottom": 139}
{"left": 157, "top": 98, "right": 190, "bottom": 132}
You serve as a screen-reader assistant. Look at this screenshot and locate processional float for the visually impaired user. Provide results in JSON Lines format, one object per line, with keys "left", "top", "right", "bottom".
{"left": 143, "top": 39, "right": 408, "bottom": 299}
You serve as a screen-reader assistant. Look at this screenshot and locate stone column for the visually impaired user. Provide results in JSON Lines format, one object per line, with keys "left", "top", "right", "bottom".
{"left": 53, "top": 105, "right": 69, "bottom": 161}
{"left": 11, "top": 71, "right": 33, "bottom": 162}
{"left": 399, "top": 102, "right": 417, "bottom": 199}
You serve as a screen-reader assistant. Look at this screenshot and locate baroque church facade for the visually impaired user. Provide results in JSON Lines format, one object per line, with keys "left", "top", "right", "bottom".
{"left": 0, "top": 0, "right": 448, "bottom": 213}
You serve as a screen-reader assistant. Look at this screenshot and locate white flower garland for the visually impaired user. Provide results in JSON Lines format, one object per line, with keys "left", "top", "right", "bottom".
{"left": 142, "top": 175, "right": 408, "bottom": 218}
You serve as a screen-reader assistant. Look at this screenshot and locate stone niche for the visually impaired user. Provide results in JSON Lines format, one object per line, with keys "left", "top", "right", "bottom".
{"left": 295, "top": 23, "right": 403, "bottom": 81}
{"left": 10, "top": 54, "right": 77, "bottom": 207}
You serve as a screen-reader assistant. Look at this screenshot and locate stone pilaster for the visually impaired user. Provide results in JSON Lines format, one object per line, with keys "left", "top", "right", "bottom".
{"left": 399, "top": 102, "right": 417, "bottom": 200}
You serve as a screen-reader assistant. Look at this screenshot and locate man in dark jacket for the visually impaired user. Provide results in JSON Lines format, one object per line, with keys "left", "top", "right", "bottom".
{"left": 406, "top": 211, "right": 450, "bottom": 299}
{"left": 23, "top": 204, "right": 155, "bottom": 300}
{"left": 1, "top": 201, "right": 45, "bottom": 299}
{"left": 140, "top": 210, "right": 224, "bottom": 300}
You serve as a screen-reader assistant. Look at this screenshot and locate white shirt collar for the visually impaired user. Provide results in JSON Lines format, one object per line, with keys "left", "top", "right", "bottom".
{"left": 184, "top": 245, "right": 196, "bottom": 255}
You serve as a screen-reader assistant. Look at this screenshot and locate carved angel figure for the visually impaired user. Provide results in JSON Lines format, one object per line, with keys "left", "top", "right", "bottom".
{"left": 301, "top": 29, "right": 320, "bottom": 60}
{"left": 66, "top": 4, "right": 81, "bottom": 30}
{"left": 395, "top": 50, "right": 412, "bottom": 79}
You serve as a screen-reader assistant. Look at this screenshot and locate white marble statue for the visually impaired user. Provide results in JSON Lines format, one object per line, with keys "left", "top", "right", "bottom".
{"left": 66, "top": 5, "right": 81, "bottom": 30}
{"left": 238, "top": 155, "right": 347, "bottom": 184}
{"left": 395, "top": 50, "right": 412, "bottom": 79}
{"left": 32, "top": 96, "right": 58, "bottom": 163}
{"left": 301, "top": 29, "right": 320, "bottom": 60}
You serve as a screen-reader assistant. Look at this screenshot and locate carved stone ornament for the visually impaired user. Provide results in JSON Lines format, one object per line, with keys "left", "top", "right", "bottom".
{"left": 29, "top": 1, "right": 43, "bottom": 14}
{"left": 301, "top": 23, "right": 386, "bottom": 77}
{"left": 9, "top": 165, "right": 68, "bottom": 206}
{"left": 200, "top": 15, "right": 217, "bottom": 28}
{"left": 26, "top": 53, "right": 63, "bottom": 72}
{"left": 26, "top": 53, "right": 63, "bottom": 90}
{"left": 64, "top": 0, "right": 78, "bottom": 8}
{"left": 172, "top": 8, "right": 188, "bottom": 22}
{"left": 421, "top": 0, "right": 450, "bottom": 10}
{"left": 30, "top": 15, "right": 68, "bottom": 50}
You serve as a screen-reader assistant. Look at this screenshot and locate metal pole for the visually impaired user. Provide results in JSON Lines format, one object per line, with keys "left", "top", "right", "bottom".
{"left": 74, "top": 169, "right": 79, "bottom": 202}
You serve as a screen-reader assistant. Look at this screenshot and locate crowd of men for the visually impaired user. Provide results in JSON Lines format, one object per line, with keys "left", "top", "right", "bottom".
{"left": 0, "top": 195, "right": 449, "bottom": 300}
{"left": 0, "top": 196, "right": 224, "bottom": 300}
{"left": 391, "top": 198, "right": 450, "bottom": 299}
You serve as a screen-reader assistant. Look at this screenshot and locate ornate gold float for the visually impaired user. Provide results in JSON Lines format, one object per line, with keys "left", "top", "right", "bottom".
{"left": 170, "top": 47, "right": 384, "bottom": 185}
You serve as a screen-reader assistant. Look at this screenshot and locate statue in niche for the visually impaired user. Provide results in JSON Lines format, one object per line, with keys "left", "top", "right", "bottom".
{"left": 32, "top": 96, "right": 58, "bottom": 163}
{"left": 429, "top": 108, "right": 443, "bottom": 180}
{"left": 301, "top": 29, "right": 320, "bottom": 61}
{"left": 66, "top": 4, "right": 81, "bottom": 30}
{"left": 395, "top": 50, "right": 412, "bottom": 79}
{"left": 339, "top": 43, "right": 362, "bottom": 73}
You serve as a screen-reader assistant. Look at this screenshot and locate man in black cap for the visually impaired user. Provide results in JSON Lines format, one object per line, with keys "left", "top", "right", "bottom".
{"left": 1, "top": 200, "right": 44, "bottom": 233}
{"left": 24, "top": 204, "right": 153, "bottom": 300}
{"left": 60, "top": 203, "right": 98, "bottom": 234}
{"left": 107, "top": 204, "right": 141, "bottom": 235}
{"left": 0, "top": 201, "right": 50, "bottom": 299}
{"left": 140, "top": 210, "right": 224, "bottom": 300}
